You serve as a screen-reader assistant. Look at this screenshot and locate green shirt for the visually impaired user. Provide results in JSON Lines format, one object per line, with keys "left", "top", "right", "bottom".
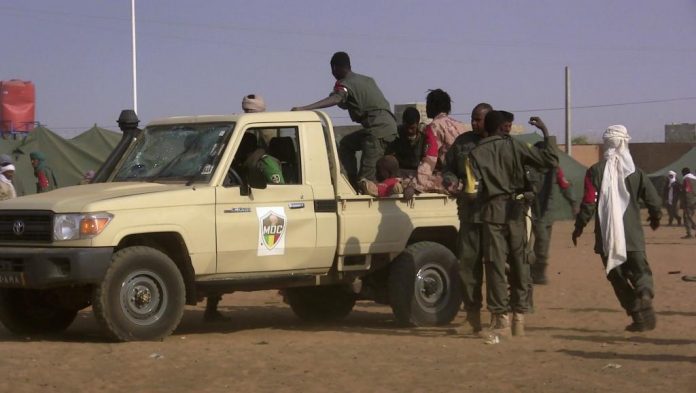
{"left": 470, "top": 135, "right": 558, "bottom": 224}
{"left": 386, "top": 125, "right": 426, "bottom": 170}
{"left": 683, "top": 177, "right": 696, "bottom": 208}
{"left": 243, "top": 149, "right": 285, "bottom": 185}
{"left": 574, "top": 161, "right": 662, "bottom": 254}
{"left": 527, "top": 166, "right": 577, "bottom": 223}
{"left": 258, "top": 154, "right": 284, "bottom": 184}
{"left": 331, "top": 72, "right": 397, "bottom": 138}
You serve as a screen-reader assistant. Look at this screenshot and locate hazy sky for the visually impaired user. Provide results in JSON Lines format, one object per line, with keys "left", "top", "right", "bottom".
{"left": 2, "top": 0, "right": 695, "bottom": 142}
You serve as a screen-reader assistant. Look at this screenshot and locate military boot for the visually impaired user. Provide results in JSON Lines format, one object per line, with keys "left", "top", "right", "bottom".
{"left": 639, "top": 293, "right": 657, "bottom": 331}
{"left": 531, "top": 263, "right": 548, "bottom": 285}
{"left": 466, "top": 311, "right": 482, "bottom": 333}
{"left": 640, "top": 307, "right": 657, "bottom": 331}
{"left": 489, "top": 313, "right": 511, "bottom": 338}
{"left": 625, "top": 311, "right": 646, "bottom": 332}
{"left": 512, "top": 312, "right": 525, "bottom": 337}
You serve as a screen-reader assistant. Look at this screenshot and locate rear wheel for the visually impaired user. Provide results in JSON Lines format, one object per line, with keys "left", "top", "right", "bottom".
{"left": 0, "top": 288, "right": 79, "bottom": 335}
{"left": 93, "top": 246, "right": 185, "bottom": 341}
{"left": 285, "top": 285, "right": 356, "bottom": 322}
{"left": 388, "top": 241, "right": 462, "bottom": 326}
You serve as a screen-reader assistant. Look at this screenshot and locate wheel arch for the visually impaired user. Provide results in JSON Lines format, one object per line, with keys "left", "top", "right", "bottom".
{"left": 406, "top": 226, "right": 458, "bottom": 255}
{"left": 115, "top": 232, "right": 197, "bottom": 305}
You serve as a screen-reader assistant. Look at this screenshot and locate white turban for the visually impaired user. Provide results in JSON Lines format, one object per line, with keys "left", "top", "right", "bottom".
{"left": 0, "top": 164, "right": 15, "bottom": 174}
{"left": 599, "top": 125, "right": 635, "bottom": 274}
{"left": 242, "top": 94, "right": 266, "bottom": 113}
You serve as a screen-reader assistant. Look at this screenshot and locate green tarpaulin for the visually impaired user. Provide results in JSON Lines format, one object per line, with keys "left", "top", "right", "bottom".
{"left": 1, "top": 125, "right": 121, "bottom": 196}
{"left": 648, "top": 146, "right": 696, "bottom": 194}
{"left": 513, "top": 133, "right": 588, "bottom": 220}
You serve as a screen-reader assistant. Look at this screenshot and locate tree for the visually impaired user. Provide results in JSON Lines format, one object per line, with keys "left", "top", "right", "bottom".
{"left": 571, "top": 135, "right": 590, "bottom": 145}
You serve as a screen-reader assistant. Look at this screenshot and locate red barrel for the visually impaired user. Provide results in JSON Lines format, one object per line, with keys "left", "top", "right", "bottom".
{"left": 0, "top": 80, "right": 36, "bottom": 132}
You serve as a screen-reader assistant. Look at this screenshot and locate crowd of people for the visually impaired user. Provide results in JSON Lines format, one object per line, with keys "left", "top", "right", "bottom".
{"left": 663, "top": 168, "right": 696, "bottom": 239}
{"left": 290, "top": 51, "right": 696, "bottom": 338}
{"left": 2, "top": 50, "right": 693, "bottom": 334}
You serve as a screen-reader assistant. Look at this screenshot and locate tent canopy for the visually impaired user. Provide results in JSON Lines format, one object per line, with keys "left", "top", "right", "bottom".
{"left": 512, "top": 133, "right": 588, "bottom": 220}
{"left": 647, "top": 146, "right": 696, "bottom": 194}
{"left": 1, "top": 125, "right": 121, "bottom": 196}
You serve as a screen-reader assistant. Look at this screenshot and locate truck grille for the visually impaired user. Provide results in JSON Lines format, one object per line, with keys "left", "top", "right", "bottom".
{"left": 0, "top": 211, "right": 53, "bottom": 242}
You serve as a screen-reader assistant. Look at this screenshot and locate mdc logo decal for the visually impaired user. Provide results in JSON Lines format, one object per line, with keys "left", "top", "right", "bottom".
{"left": 256, "top": 207, "right": 288, "bottom": 256}
{"left": 261, "top": 211, "right": 286, "bottom": 250}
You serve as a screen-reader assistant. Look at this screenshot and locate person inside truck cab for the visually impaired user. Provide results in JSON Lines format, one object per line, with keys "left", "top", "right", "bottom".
{"left": 227, "top": 132, "right": 285, "bottom": 187}
{"left": 242, "top": 94, "right": 274, "bottom": 148}
{"left": 208, "top": 133, "right": 286, "bottom": 321}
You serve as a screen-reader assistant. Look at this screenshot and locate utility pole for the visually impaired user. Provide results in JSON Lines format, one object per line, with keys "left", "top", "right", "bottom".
{"left": 565, "top": 66, "right": 571, "bottom": 156}
{"left": 131, "top": 0, "right": 138, "bottom": 114}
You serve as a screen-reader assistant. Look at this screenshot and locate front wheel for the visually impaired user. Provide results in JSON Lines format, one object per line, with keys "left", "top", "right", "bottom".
{"left": 93, "top": 246, "right": 185, "bottom": 341}
{"left": 388, "top": 241, "right": 462, "bottom": 326}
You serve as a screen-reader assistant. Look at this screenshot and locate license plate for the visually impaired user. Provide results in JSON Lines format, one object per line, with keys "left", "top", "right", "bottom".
{"left": 0, "top": 272, "right": 25, "bottom": 287}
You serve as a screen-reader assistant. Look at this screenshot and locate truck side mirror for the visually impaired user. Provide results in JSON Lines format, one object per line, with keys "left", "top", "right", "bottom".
{"left": 239, "top": 168, "right": 266, "bottom": 196}
{"left": 247, "top": 166, "right": 267, "bottom": 190}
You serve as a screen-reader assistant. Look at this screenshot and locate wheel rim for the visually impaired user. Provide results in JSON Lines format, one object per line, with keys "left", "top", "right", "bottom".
{"left": 120, "top": 270, "right": 168, "bottom": 326}
{"left": 414, "top": 263, "right": 450, "bottom": 312}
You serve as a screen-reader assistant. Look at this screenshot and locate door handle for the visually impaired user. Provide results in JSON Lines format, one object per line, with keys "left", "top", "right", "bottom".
{"left": 288, "top": 202, "right": 305, "bottom": 209}
{"left": 224, "top": 207, "right": 251, "bottom": 213}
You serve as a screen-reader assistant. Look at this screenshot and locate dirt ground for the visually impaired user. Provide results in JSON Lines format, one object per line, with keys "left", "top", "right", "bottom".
{"left": 0, "top": 220, "right": 694, "bottom": 393}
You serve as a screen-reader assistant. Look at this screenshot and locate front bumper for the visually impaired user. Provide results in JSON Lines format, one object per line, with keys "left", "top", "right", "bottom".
{"left": 0, "top": 247, "right": 114, "bottom": 289}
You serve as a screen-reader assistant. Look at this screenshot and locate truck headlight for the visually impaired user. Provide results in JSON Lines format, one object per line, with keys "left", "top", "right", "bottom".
{"left": 53, "top": 213, "right": 113, "bottom": 241}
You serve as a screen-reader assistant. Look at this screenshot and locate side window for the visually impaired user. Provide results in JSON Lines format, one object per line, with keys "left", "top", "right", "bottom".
{"left": 227, "top": 127, "right": 301, "bottom": 186}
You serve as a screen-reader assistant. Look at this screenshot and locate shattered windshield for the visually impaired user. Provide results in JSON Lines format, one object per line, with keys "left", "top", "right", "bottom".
{"left": 112, "top": 122, "right": 235, "bottom": 183}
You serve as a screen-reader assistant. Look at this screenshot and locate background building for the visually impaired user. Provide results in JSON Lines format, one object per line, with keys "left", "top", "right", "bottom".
{"left": 665, "top": 123, "right": 696, "bottom": 143}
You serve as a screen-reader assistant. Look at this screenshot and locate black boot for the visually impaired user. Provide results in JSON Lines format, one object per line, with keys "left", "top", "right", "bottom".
{"left": 531, "top": 263, "right": 548, "bottom": 285}
{"left": 625, "top": 311, "right": 646, "bottom": 332}
{"left": 639, "top": 293, "right": 657, "bottom": 331}
{"left": 204, "top": 295, "right": 229, "bottom": 322}
{"left": 641, "top": 307, "right": 657, "bottom": 331}
{"left": 626, "top": 294, "right": 657, "bottom": 332}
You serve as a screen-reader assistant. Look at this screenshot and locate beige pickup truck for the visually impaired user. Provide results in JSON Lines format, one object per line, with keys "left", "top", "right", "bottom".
{"left": 0, "top": 111, "right": 461, "bottom": 341}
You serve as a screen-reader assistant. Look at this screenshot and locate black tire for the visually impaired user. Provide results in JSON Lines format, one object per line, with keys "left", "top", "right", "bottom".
{"left": 285, "top": 285, "right": 356, "bottom": 322}
{"left": 93, "top": 246, "right": 185, "bottom": 342}
{"left": 0, "top": 288, "right": 78, "bottom": 335}
{"left": 388, "top": 241, "right": 462, "bottom": 326}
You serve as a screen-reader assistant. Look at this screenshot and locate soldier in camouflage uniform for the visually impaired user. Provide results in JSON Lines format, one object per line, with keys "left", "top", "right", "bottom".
{"left": 680, "top": 167, "right": 696, "bottom": 239}
{"left": 470, "top": 112, "right": 558, "bottom": 338}
{"left": 292, "top": 51, "right": 397, "bottom": 187}
{"left": 442, "top": 102, "right": 492, "bottom": 333}
{"left": 573, "top": 125, "right": 661, "bottom": 332}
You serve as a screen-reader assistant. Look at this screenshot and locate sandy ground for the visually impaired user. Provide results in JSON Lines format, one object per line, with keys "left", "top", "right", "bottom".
{"left": 0, "top": 220, "right": 695, "bottom": 393}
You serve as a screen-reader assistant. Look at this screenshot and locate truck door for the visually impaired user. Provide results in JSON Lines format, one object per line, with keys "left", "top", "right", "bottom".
{"left": 215, "top": 126, "right": 320, "bottom": 274}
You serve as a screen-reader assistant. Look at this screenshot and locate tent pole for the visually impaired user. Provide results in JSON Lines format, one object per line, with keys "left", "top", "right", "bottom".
{"left": 565, "top": 66, "right": 571, "bottom": 157}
